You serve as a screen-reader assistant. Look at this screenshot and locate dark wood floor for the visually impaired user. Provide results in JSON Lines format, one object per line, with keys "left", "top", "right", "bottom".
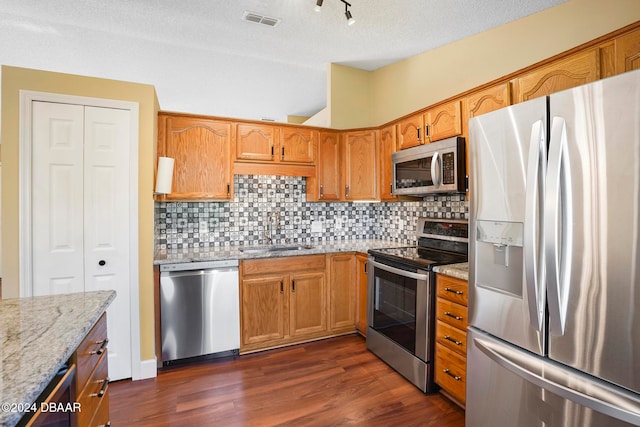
{"left": 110, "top": 334, "right": 465, "bottom": 426}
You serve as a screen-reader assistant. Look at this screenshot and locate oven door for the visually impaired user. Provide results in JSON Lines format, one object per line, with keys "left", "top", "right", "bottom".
{"left": 367, "top": 258, "right": 430, "bottom": 361}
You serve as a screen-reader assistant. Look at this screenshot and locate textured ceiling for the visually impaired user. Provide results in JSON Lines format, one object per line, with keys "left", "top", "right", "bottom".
{"left": 0, "top": 0, "right": 566, "bottom": 121}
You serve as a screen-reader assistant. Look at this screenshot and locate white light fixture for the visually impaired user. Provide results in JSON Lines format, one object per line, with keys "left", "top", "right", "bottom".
{"left": 314, "top": 0, "right": 323, "bottom": 12}
{"left": 155, "top": 156, "right": 174, "bottom": 195}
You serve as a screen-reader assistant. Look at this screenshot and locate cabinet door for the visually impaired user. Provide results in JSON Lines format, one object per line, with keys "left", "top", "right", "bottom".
{"left": 615, "top": 28, "right": 640, "bottom": 73}
{"left": 289, "top": 271, "right": 327, "bottom": 337}
{"left": 280, "top": 127, "right": 316, "bottom": 164}
{"left": 160, "top": 115, "right": 232, "bottom": 200}
{"left": 355, "top": 254, "right": 368, "bottom": 336}
{"left": 396, "top": 113, "right": 424, "bottom": 150}
{"left": 236, "top": 123, "right": 278, "bottom": 161}
{"left": 343, "top": 130, "right": 378, "bottom": 200}
{"left": 511, "top": 49, "right": 600, "bottom": 103}
{"left": 328, "top": 254, "right": 356, "bottom": 331}
{"left": 315, "top": 131, "right": 342, "bottom": 201}
{"left": 241, "top": 275, "right": 288, "bottom": 346}
{"left": 379, "top": 124, "right": 397, "bottom": 201}
{"left": 466, "top": 83, "right": 511, "bottom": 119}
{"left": 425, "top": 99, "right": 462, "bottom": 142}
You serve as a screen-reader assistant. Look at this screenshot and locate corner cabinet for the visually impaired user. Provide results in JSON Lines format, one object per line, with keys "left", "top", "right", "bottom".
{"left": 342, "top": 130, "right": 379, "bottom": 201}
{"left": 157, "top": 114, "right": 233, "bottom": 200}
{"left": 434, "top": 274, "right": 468, "bottom": 407}
{"left": 327, "top": 253, "right": 356, "bottom": 332}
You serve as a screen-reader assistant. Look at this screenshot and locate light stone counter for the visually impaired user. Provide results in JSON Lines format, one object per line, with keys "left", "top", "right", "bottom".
{"left": 0, "top": 290, "right": 115, "bottom": 427}
{"left": 154, "top": 239, "right": 409, "bottom": 265}
{"left": 433, "top": 262, "right": 469, "bottom": 281}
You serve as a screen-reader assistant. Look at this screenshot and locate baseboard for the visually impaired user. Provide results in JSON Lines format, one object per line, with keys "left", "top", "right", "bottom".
{"left": 133, "top": 357, "right": 158, "bottom": 380}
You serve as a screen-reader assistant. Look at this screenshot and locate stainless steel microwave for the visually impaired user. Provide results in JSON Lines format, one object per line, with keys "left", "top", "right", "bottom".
{"left": 392, "top": 136, "right": 466, "bottom": 196}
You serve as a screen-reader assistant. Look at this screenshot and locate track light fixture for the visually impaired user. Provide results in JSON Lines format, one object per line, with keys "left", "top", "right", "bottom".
{"left": 314, "top": 0, "right": 355, "bottom": 25}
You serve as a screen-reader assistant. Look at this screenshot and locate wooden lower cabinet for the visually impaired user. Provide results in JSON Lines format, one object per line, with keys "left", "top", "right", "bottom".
{"left": 327, "top": 253, "right": 356, "bottom": 332}
{"left": 434, "top": 273, "right": 468, "bottom": 407}
{"left": 355, "top": 253, "right": 368, "bottom": 336}
{"left": 240, "top": 254, "right": 357, "bottom": 353}
{"left": 74, "top": 313, "right": 110, "bottom": 426}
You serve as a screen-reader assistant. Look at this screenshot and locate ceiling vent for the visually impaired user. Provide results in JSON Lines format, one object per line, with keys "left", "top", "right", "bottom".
{"left": 242, "top": 11, "right": 281, "bottom": 27}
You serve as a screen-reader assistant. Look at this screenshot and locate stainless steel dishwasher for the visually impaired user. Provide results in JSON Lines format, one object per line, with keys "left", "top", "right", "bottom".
{"left": 160, "top": 259, "right": 239, "bottom": 364}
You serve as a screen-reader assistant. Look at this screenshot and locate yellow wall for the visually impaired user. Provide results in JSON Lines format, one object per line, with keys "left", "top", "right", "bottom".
{"left": 360, "top": 0, "right": 640, "bottom": 126}
{"left": 329, "top": 63, "right": 372, "bottom": 129}
{"left": 1, "top": 65, "right": 159, "bottom": 361}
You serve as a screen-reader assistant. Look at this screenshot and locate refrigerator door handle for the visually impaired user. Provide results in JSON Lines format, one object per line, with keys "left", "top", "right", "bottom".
{"left": 545, "top": 116, "right": 573, "bottom": 336}
{"left": 524, "top": 120, "right": 546, "bottom": 332}
{"left": 431, "top": 151, "right": 441, "bottom": 188}
{"left": 473, "top": 331, "right": 640, "bottom": 426}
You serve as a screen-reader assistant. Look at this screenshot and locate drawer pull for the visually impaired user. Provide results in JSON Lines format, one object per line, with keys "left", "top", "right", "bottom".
{"left": 444, "top": 335, "right": 462, "bottom": 346}
{"left": 444, "top": 287, "right": 463, "bottom": 295}
{"left": 443, "top": 369, "right": 462, "bottom": 381}
{"left": 444, "top": 311, "right": 463, "bottom": 321}
{"left": 98, "top": 423, "right": 111, "bottom": 427}
{"left": 91, "top": 377, "right": 110, "bottom": 398}
{"left": 90, "top": 338, "right": 109, "bottom": 355}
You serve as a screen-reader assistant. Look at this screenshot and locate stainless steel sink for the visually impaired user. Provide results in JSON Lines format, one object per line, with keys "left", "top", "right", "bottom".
{"left": 239, "top": 244, "right": 314, "bottom": 253}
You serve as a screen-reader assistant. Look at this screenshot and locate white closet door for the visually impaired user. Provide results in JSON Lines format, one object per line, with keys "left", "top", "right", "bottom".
{"left": 83, "top": 106, "right": 132, "bottom": 380}
{"left": 32, "top": 102, "right": 85, "bottom": 295}
{"left": 31, "top": 102, "right": 132, "bottom": 381}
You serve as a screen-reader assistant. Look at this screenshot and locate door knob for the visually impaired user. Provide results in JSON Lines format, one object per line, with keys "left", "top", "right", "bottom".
{"left": 98, "top": 260, "right": 106, "bottom": 266}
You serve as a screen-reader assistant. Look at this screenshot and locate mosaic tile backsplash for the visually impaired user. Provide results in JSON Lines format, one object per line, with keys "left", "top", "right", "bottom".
{"left": 155, "top": 175, "right": 469, "bottom": 249}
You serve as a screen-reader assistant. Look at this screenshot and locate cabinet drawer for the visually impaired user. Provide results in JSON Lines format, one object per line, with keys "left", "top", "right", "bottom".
{"left": 75, "top": 314, "right": 108, "bottom": 392}
{"left": 436, "top": 274, "right": 468, "bottom": 306}
{"left": 436, "top": 298, "right": 468, "bottom": 329}
{"left": 436, "top": 320, "right": 467, "bottom": 355}
{"left": 242, "top": 255, "right": 325, "bottom": 276}
{"left": 90, "top": 386, "right": 110, "bottom": 427}
{"left": 435, "top": 343, "right": 466, "bottom": 404}
{"left": 77, "top": 352, "right": 109, "bottom": 427}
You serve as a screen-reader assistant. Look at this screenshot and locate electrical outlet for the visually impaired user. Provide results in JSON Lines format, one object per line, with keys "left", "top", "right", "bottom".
{"left": 311, "top": 220, "right": 323, "bottom": 233}
{"left": 199, "top": 221, "right": 208, "bottom": 233}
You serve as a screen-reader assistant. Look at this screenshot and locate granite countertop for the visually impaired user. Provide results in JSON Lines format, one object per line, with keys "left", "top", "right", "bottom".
{"left": 0, "top": 290, "right": 116, "bottom": 427}
{"left": 433, "top": 262, "right": 469, "bottom": 281}
{"left": 154, "top": 239, "right": 409, "bottom": 264}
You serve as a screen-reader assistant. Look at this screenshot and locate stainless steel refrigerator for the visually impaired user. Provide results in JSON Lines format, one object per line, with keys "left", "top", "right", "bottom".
{"left": 467, "top": 69, "right": 640, "bottom": 426}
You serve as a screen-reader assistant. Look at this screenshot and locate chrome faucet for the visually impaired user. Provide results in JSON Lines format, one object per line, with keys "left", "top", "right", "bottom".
{"left": 264, "top": 211, "right": 281, "bottom": 245}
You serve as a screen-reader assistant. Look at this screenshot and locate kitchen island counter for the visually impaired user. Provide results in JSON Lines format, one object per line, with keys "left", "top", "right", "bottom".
{"left": 0, "top": 290, "right": 115, "bottom": 427}
{"left": 154, "top": 239, "right": 408, "bottom": 265}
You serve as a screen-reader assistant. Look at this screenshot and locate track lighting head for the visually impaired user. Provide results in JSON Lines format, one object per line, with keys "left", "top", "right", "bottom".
{"left": 314, "top": 0, "right": 323, "bottom": 12}
{"left": 345, "top": 9, "right": 355, "bottom": 25}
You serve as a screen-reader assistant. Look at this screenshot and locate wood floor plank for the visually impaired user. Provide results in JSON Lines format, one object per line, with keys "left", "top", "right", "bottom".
{"left": 110, "top": 334, "right": 465, "bottom": 426}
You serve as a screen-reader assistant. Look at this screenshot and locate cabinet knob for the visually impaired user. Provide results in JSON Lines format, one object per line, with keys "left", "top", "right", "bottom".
{"left": 98, "top": 260, "right": 106, "bottom": 266}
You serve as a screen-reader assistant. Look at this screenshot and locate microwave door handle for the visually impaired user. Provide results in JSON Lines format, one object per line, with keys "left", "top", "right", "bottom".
{"left": 524, "top": 120, "right": 546, "bottom": 332}
{"left": 431, "top": 152, "right": 441, "bottom": 187}
{"left": 545, "top": 117, "right": 573, "bottom": 336}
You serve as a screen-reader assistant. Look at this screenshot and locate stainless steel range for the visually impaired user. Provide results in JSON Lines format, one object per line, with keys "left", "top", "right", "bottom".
{"left": 367, "top": 217, "right": 468, "bottom": 393}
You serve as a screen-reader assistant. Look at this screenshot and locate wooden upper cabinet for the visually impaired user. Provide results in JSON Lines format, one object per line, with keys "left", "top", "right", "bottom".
{"left": 315, "top": 131, "right": 342, "bottom": 201}
{"left": 615, "top": 28, "right": 640, "bottom": 73}
{"left": 511, "top": 49, "right": 600, "bottom": 103}
{"left": 424, "top": 99, "right": 462, "bottom": 142}
{"left": 379, "top": 124, "right": 397, "bottom": 201}
{"left": 158, "top": 114, "right": 232, "bottom": 200}
{"left": 466, "top": 82, "right": 511, "bottom": 119}
{"left": 342, "top": 130, "right": 378, "bottom": 200}
{"left": 235, "top": 123, "right": 278, "bottom": 162}
{"left": 396, "top": 113, "right": 424, "bottom": 150}
{"left": 280, "top": 127, "right": 316, "bottom": 164}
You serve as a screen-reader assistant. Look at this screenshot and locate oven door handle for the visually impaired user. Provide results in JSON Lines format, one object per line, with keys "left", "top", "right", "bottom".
{"left": 369, "top": 259, "right": 429, "bottom": 281}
